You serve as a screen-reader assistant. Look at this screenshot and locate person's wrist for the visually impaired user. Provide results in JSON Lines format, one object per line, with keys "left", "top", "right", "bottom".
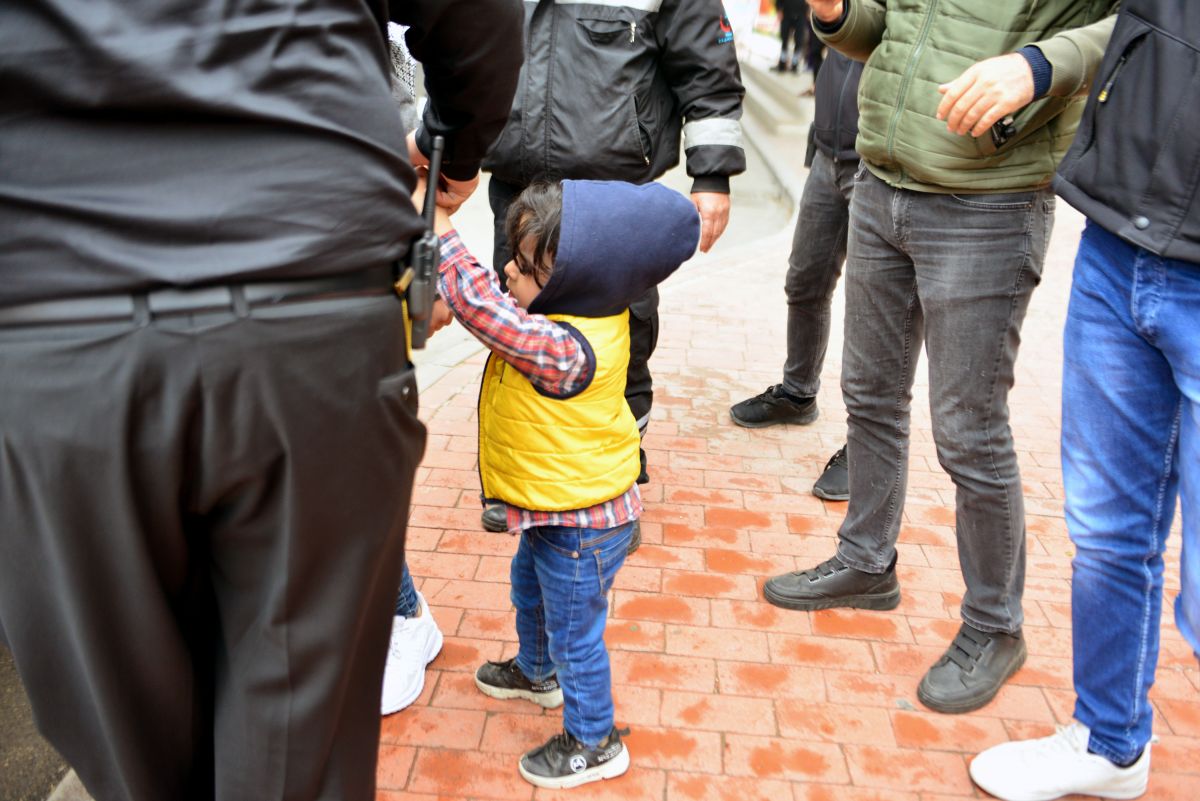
{"left": 1017, "top": 46, "right": 1052, "bottom": 100}
{"left": 813, "top": 2, "right": 845, "bottom": 25}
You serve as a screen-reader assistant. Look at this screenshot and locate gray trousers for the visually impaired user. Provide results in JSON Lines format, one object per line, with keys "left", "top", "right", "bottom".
{"left": 782, "top": 150, "right": 858, "bottom": 398}
{"left": 0, "top": 294, "right": 425, "bottom": 801}
{"left": 837, "top": 169, "right": 1055, "bottom": 634}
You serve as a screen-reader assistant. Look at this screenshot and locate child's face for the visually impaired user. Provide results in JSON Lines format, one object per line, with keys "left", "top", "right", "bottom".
{"left": 503, "top": 234, "right": 549, "bottom": 310}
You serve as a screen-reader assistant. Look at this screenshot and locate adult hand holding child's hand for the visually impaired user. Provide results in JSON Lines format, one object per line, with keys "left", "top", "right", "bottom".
{"left": 407, "top": 131, "right": 479, "bottom": 213}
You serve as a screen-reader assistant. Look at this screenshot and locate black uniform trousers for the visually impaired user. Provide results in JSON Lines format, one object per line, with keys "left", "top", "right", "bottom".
{"left": 489, "top": 177, "right": 658, "bottom": 461}
{"left": 0, "top": 292, "right": 425, "bottom": 801}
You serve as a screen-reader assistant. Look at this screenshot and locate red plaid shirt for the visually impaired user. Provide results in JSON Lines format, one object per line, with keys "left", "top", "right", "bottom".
{"left": 437, "top": 230, "right": 641, "bottom": 533}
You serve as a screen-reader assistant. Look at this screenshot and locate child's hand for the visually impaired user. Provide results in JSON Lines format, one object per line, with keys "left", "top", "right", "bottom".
{"left": 428, "top": 298, "right": 454, "bottom": 337}
{"left": 411, "top": 172, "right": 455, "bottom": 236}
{"left": 407, "top": 131, "right": 481, "bottom": 213}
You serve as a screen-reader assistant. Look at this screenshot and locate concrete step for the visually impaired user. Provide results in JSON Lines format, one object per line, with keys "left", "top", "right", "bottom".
{"left": 741, "top": 64, "right": 812, "bottom": 138}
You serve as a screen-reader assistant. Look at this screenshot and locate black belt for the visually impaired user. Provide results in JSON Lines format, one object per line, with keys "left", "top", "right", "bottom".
{"left": 0, "top": 266, "right": 396, "bottom": 327}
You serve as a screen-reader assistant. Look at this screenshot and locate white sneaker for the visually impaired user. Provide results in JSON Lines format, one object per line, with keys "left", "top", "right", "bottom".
{"left": 970, "top": 721, "right": 1150, "bottom": 801}
{"left": 380, "top": 592, "right": 443, "bottom": 715}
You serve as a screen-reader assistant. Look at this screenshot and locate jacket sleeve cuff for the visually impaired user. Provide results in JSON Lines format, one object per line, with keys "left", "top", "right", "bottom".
{"left": 1018, "top": 46, "right": 1053, "bottom": 100}
{"left": 690, "top": 175, "right": 730, "bottom": 194}
{"left": 812, "top": 3, "right": 849, "bottom": 34}
{"left": 414, "top": 126, "right": 483, "bottom": 181}
{"left": 1030, "top": 36, "right": 1087, "bottom": 96}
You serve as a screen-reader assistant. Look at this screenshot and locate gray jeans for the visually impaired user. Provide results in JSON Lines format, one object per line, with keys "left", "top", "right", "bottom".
{"left": 783, "top": 150, "right": 858, "bottom": 397}
{"left": 836, "top": 169, "right": 1055, "bottom": 634}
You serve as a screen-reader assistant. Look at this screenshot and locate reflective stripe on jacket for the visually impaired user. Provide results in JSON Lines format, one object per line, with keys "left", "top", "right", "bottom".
{"left": 482, "top": 0, "right": 746, "bottom": 192}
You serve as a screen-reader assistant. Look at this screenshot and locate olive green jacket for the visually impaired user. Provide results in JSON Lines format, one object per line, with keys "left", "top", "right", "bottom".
{"left": 819, "top": 1, "right": 1118, "bottom": 192}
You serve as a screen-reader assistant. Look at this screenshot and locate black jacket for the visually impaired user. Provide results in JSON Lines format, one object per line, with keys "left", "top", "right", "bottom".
{"left": 1055, "top": 0, "right": 1200, "bottom": 263}
{"left": 482, "top": 0, "right": 747, "bottom": 194}
{"left": 0, "top": 0, "right": 523, "bottom": 306}
{"left": 810, "top": 49, "right": 863, "bottom": 164}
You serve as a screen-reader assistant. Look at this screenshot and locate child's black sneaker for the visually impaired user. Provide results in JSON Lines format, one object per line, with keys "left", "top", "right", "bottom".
{"left": 474, "top": 657, "right": 563, "bottom": 708}
{"left": 518, "top": 727, "right": 630, "bottom": 789}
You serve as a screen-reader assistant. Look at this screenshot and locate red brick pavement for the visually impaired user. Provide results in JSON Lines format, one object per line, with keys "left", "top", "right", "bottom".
{"left": 381, "top": 192, "right": 1200, "bottom": 800}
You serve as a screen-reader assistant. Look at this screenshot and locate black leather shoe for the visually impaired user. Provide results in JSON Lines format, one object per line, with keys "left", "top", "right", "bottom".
{"left": 763, "top": 554, "right": 900, "bottom": 611}
{"left": 812, "top": 445, "right": 849, "bottom": 501}
{"left": 729, "top": 385, "right": 818, "bottom": 428}
{"left": 481, "top": 504, "right": 507, "bottom": 532}
{"left": 917, "top": 623, "right": 1027, "bottom": 714}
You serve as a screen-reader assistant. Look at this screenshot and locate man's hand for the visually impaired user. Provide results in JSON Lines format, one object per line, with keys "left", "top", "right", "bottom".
{"left": 407, "top": 131, "right": 480, "bottom": 213}
{"left": 427, "top": 298, "right": 454, "bottom": 337}
{"left": 691, "top": 192, "right": 731, "bottom": 254}
{"left": 808, "top": 1, "right": 844, "bottom": 24}
{"left": 937, "top": 53, "right": 1035, "bottom": 138}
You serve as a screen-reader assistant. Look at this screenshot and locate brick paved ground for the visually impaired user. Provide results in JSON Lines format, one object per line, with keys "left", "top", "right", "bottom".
{"left": 379, "top": 134, "right": 1200, "bottom": 800}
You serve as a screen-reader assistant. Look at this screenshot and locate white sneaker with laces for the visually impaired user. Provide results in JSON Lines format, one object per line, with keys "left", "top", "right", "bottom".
{"left": 380, "top": 592, "right": 443, "bottom": 715}
{"left": 970, "top": 720, "right": 1150, "bottom": 801}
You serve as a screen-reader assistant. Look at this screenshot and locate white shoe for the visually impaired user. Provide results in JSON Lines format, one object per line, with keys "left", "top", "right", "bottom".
{"left": 380, "top": 592, "right": 443, "bottom": 715}
{"left": 970, "top": 721, "right": 1150, "bottom": 801}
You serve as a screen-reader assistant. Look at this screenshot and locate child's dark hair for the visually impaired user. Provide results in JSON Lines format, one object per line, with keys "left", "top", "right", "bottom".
{"left": 505, "top": 182, "right": 562, "bottom": 288}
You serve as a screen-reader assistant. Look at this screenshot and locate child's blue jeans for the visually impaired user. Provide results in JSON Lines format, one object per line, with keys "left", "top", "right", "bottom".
{"left": 511, "top": 522, "right": 633, "bottom": 747}
{"left": 1063, "top": 221, "right": 1200, "bottom": 764}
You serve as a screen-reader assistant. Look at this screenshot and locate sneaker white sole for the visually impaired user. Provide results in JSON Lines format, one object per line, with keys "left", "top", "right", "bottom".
{"left": 381, "top": 625, "right": 444, "bottom": 715}
{"left": 518, "top": 743, "right": 630, "bottom": 789}
{"left": 473, "top": 674, "right": 564, "bottom": 709}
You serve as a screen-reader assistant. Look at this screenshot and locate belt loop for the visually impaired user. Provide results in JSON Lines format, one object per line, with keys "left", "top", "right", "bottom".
{"left": 132, "top": 294, "right": 151, "bottom": 327}
{"left": 230, "top": 286, "right": 250, "bottom": 319}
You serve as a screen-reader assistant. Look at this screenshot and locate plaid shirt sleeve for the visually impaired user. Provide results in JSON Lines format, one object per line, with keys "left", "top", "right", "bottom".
{"left": 436, "top": 230, "right": 594, "bottom": 397}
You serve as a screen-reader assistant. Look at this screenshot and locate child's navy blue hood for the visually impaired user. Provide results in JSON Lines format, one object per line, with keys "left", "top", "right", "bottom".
{"left": 526, "top": 180, "right": 700, "bottom": 318}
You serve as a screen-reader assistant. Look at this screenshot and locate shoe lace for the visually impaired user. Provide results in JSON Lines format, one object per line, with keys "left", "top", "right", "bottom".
{"left": 824, "top": 445, "right": 847, "bottom": 472}
{"left": 757, "top": 384, "right": 785, "bottom": 401}
{"left": 548, "top": 729, "right": 583, "bottom": 754}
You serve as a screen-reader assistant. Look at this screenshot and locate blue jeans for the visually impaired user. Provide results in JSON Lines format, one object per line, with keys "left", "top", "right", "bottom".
{"left": 1064, "top": 221, "right": 1200, "bottom": 764}
{"left": 510, "top": 522, "right": 633, "bottom": 747}
{"left": 394, "top": 563, "right": 418, "bottom": 617}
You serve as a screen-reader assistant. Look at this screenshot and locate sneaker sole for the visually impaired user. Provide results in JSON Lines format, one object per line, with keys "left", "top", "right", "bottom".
{"left": 811, "top": 485, "right": 849, "bottom": 502}
{"left": 474, "top": 674, "right": 564, "bottom": 709}
{"left": 381, "top": 627, "right": 444, "bottom": 715}
{"left": 763, "top": 583, "right": 901, "bottom": 612}
{"left": 518, "top": 744, "right": 630, "bottom": 789}
{"left": 917, "top": 647, "right": 1027, "bottom": 715}
{"left": 729, "top": 405, "right": 819, "bottom": 429}
{"left": 969, "top": 769, "right": 1149, "bottom": 801}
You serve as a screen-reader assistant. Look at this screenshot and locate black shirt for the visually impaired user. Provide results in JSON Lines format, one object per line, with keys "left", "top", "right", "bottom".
{"left": 0, "top": 0, "right": 522, "bottom": 307}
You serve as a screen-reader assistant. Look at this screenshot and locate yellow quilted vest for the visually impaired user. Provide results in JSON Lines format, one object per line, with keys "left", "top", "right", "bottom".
{"left": 477, "top": 311, "right": 640, "bottom": 512}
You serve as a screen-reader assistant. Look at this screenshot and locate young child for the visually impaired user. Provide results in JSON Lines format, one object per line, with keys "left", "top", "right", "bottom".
{"left": 427, "top": 178, "right": 699, "bottom": 789}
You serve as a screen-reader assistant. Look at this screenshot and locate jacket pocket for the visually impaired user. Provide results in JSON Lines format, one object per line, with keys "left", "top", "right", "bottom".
{"left": 1065, "top": 11, "right": 1200, "bottom": 228}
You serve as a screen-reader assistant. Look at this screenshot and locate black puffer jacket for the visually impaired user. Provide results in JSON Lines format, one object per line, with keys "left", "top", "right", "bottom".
{"left": 483, "top": 0, "right": 747, "bottom": 194}
{"left": 1055, "top": 0, "right": 1200, "bottom": 262}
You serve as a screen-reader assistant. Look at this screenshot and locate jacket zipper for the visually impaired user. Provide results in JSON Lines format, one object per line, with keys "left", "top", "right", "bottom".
{"left": 885, "top": 0, "right": 939, "bottom": 167}
{"left": 833, "top": 64, "right": 853, "bottom": 162}
{"left": 1098, "top": 53, "right": 1130, "bottom": 104}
